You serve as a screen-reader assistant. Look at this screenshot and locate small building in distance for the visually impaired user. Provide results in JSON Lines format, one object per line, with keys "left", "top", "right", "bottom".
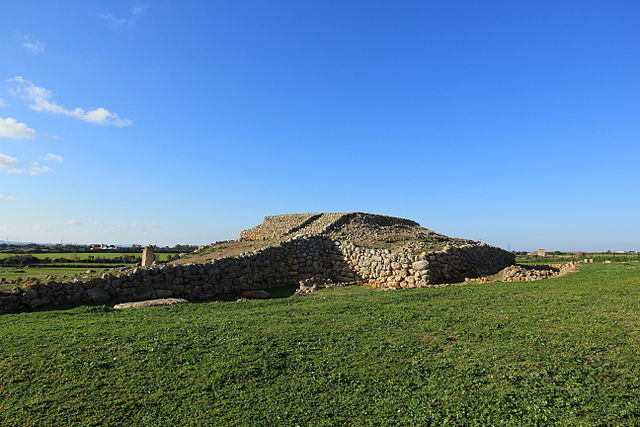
{"left": 90, "top": 243, "right": 118, "bottom": 251}
{"left": 526, "top": 249, "right": 547, "bottom": 257}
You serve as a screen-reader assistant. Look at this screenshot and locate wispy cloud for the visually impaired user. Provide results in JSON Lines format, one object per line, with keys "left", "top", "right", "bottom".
{"left": 101, "top": 4, "right": 148, "bottom": 29}
{"left": 132, "top": 4, "right": 148, "bottom": 16}
{"left": 7, "top": 165, "right": 51, "bottom": 176}
{"left": 0, "top": 98, "right": 7, "bottom": 107}
{"left": 100, "top": 14, "right": 132, "bottom": 29}
{"left": 42, "top": 153, "right": 64, "bottom": 162}
{"left": 65, "top": 219, "right": 82, "bottom": 226}
{"left": 8, "top": 76, "right": 132, "bottom": 127}
{"left": 0, "top": 195, "right": 17, "bottom": 200}
{"left": 19, "top": 34, "right": 46, "bottom": 54}
{"left": 23, "top": 41, "right": 46, "bottom": 54}
{"left": 0, "top": 153, "right": 19, "bottom": 169}
{"left": 0, "top": 116, "right": 36, "bottom": 139}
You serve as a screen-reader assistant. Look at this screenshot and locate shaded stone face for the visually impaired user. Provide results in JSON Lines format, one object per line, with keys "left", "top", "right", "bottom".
{"left": 141, "top": 246, "right": 156, "bottom": 267}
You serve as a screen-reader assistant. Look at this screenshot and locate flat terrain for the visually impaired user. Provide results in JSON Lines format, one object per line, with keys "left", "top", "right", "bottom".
{"left": 516, "top": 254, "right": 639, "bottom": 265}
{"left": 0, "top": 266, "right": 112, "bottom": 291}
{"left": 0, "top": 253, "right": 175, "bottom": 291}
{"left": 1, "top": 263, "right": 639, "bottom": 425}
{"left": 0, "top": 252, "right": 174, "bottom": 261}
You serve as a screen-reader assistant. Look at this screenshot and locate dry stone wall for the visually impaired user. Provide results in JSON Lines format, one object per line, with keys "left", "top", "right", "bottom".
{"left": 334, "top": 240, "right": 515, "bottom": 287}
{"left": 0, "top": 235, "right": 514, "bottom": 314}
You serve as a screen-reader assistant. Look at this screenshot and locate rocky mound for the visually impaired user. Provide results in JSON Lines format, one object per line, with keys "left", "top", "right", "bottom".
{"left": 1, "top": 212, "right": 515, "bottom": 314}
{"left": 178, "top": 212, "right": 481, "bottom": 265}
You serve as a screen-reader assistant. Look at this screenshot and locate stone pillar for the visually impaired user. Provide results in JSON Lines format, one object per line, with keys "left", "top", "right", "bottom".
{"left": 141, "top": 245, "right": 156, "bottom": 267}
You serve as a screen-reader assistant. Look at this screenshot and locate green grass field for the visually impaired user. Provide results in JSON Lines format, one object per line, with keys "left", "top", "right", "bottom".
{"left": 0, "top": 252, "right": 175, "bottom": 261}
{"left": 516, "top": 254, "right": 640, "bottom": 265}
{"left": 0, "top": 266, "right": 116, "bottom": 291}
{"left": 0, "top": 253, "right": 176, "bottom": 291}
{"left": 1, "top": 263, "right": 639, "bottom": 425}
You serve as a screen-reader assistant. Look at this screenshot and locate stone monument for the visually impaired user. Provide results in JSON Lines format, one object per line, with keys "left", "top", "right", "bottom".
{"left": 141, "top": 245, "right": 156, "bottom": 267}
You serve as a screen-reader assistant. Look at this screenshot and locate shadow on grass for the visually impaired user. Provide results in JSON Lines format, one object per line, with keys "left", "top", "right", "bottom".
{"left": 9, "top": 284, "right": 302, "bottom": 315}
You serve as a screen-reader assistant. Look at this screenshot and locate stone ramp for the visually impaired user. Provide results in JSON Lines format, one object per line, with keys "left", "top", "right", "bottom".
{"left": 240, "top": 212, "right": 422, "bottom": 241}
{"left": 240, "top": 214, "right": 318, "bottom": 240}
{"left": 287, "top": 213, "right": 349, "bottom": 236}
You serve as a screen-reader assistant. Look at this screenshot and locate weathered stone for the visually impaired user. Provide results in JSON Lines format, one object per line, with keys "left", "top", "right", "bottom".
{"left": 241, "top": 290, "right": 272, "bottom": 299}
{"left": 113, "top": 298, "right": 188, "bottom": 309}
{"left": 412, "top": 260, "right": 429, "bottom": 270}
{"left": 141, "top": 245, "right": 156, "bottom": 268}
{"left": 87, "top": 288, "right": 110, "bottom": 302}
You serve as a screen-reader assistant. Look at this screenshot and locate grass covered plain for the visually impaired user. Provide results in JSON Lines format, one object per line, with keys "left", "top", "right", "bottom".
{"left": 0, "top": 252, "right": 175, "bottom": 261}
{"left": 0, "top": 253, "right": 176, "bottom": 291}
{"left": 1, "top": 263, "right": 639, "bottom": 425}
{"left": 0, "top": 266, "right": 115, "bottom": 291}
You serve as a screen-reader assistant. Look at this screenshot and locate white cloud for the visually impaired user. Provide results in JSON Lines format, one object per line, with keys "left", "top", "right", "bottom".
{"left": 18, "top": 34, "right": 46, "bottom": 54}
{"left": 101, "top": 5, "right": 147, "bottom": 29}
{"left": 0, "top": 153, "right": 19, "bottom": 169}
{"left": 8, "top": 165, "right": 51, "bottom": 176}
{"left": 0, "top": 116, "right": 36, "bottom": 139}
{"left": 43, "top": 153, "right": 64, "bottom": 162}
{"left": 8, "top": 76, "right": 132, "bottom": 127}
{"left": 65, "top": 219, "right": 82, "bottom": 226}
{"left": 132, "top": 4, "right": 148, "bottom": 16}
{"left": 0, "top": 98, "right": 7, "bottom": 107}
{"left": 23, "top": 41, "right": 46, "bottom": 54}
{"left": 51, "top": 135, "right": 60, "bottom": 140}
{"left": 100, "top": 14, "right": 131, "bottom": 28}
{"left": 0, "top": 195, "right": 17, "bottom": 200}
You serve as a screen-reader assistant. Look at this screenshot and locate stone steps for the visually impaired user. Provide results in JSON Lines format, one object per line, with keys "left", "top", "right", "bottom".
{"left": 240, "top": 214, "right": 318, "bottom": 240}
{"left": 288, "top": 213, "right": 349, "bottom": 236}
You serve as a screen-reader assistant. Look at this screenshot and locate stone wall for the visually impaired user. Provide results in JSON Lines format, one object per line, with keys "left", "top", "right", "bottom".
{"left": 0, "top": 235, "right": 514, "bottom": 314}
{"left": 333, "top": 240, "right": 515, "bottom": 287}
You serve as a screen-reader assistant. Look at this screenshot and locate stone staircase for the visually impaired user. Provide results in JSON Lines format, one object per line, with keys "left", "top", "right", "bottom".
{"left": 239, "top": 214, "right": 318, "bottom": 240}
{"left": 286, "top": 213, "right": 349, "bottom": 236}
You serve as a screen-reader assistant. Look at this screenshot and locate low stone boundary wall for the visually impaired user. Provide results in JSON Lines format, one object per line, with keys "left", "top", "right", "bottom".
{"left": 501, "top": 262, "right": 579, "bottom": 281}
{"left": 0, "top": 236, "right": 514, "bottom": 314}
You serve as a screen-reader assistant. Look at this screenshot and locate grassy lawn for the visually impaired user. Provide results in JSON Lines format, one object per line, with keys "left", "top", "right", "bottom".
{"left": 517, "top": 254, "right": 640, "bottom": 265}
{"left": 1, "top": 263, "right": 639, "bottom": 425}
{"left": 0, "top": 252, "right": 175, "bottom": 261}
{"left": 0, "top": 253, "right": 176, "bottom": 291}
{"left": 0, "top": 266, "right": 116, "bottom": 291}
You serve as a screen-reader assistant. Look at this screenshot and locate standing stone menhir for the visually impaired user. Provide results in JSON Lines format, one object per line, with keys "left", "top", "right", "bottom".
{"left": 141, "top": 245, "right": 156, "bottom": 267}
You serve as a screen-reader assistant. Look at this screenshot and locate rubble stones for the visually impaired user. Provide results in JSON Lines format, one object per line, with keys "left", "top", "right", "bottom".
{"left": 114, "top": 298, "right": 188, "bottom": 309}
{"left": 241, "top": 290, "right": 272, "bottom": 299}
{"left": 501, "top": 262, "right": 578, "bottom": 282}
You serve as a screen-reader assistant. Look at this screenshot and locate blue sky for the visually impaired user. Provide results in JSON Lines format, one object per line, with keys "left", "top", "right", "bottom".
{"left": 0, "top": 1, "right": 638, "bottom": 251}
